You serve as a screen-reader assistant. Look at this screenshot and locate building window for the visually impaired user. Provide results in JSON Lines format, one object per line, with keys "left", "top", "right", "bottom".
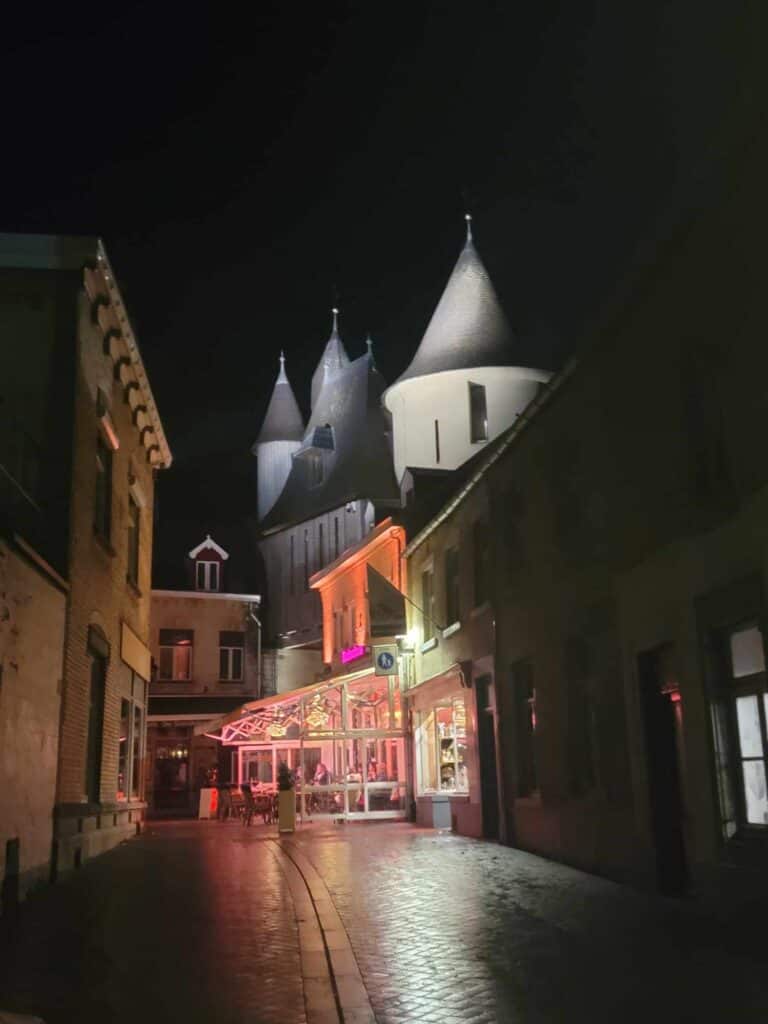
{"left": 334, "top": 517, "right": 340, "bottom": 559}
{"left": 94, "top": 435, "right": 113, "bottom": 539}
{"left": 220, "top": 631, "right": 244, "bottom": 681}
{"left": 511, "top": 659, "right": 537, "bottom": 797}
{"left": 290, "top": 535, "right": 295, "bottom": 595}
{"left": 127, "top": 496, "right": 140, "bottom": 586}
{"left": 158, "top": 629, "right": 193, "bottom": 681}
{"left": 85, "top": 651, "right": 107, "bottom": 802}
{"left": 334, "top": 610, "right": 343, "bottom": 655}
{"left": 421, "top": 566, "right": 435, "bottom": 642}
{"left": 434, "top": 419, "right": 440, "bottom": 463}
{"left": 117, "top": 676, "right": 146, "bottom": 801}
{"left": 318, "top": 522, "right": 325, "bottom": 568}
{"left": 473, "top": 520, "right": 490, "bottom": 608}
{"left": 469, "top": 382, "right": 488, "bottom": 443}
{"left": 415, "top": 697, "right": 468, "bottom": 793}
{"left": 445, "top": 546, "right": 460, "bottom": 626}
{"left": 196, "top": 560, "right": 219, "bottom": 592}
{"left": 711, "top": 623, "right": 768, "bottom": 831}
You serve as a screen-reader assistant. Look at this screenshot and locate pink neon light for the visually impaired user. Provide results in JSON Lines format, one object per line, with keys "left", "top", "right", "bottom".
{"left": 341, "top": 644, "right": 367, "bottom": 664}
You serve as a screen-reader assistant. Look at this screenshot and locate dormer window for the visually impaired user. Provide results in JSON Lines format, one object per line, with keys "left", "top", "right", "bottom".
{"left": 188, "top": 534, "right": 230, "bottom": 593}
{"left": 196, "top": 560, "right": 219, "bottom": 592}
{"left": 469, "top": 382, "right": 488, "bottom": 443}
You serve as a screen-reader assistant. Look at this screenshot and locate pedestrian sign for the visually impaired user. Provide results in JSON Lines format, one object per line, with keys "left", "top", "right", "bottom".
{"left": 372, "top": 644, "right": 398, "bottom": 676}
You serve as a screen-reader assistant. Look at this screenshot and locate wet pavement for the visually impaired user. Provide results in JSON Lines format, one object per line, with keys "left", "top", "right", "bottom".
{"left": 1, "top": 819, "right": 767, "bottom": 1023}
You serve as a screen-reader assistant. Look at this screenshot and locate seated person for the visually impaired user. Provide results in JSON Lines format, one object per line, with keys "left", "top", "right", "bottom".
{"left": 313, "top": 762, "right": 332, "bottom": 785}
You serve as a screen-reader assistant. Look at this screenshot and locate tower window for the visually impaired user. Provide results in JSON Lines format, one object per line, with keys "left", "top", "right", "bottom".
{"left": 469, "top": 383, "right": 488, "bottom": 443}
{"left": 434, "top": 419, "right": 441, "bottom": 463}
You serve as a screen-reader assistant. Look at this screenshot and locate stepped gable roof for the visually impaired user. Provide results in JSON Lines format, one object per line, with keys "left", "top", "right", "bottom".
{"left": 311, "top": 308, "right": 350, "bottom": 408}
{"left": 254, "top": 352, "right": 305, "bottom": 447}
{"left": 261, "top": 347, "right": 399, "bottom": 534}
{"left": 391, "top": 215, "right": 516, "bottom": 388}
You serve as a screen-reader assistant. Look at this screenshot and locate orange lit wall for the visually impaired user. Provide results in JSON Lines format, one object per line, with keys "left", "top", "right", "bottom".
{"left": 311, "top": 518, "right": 407, "bottom": 670}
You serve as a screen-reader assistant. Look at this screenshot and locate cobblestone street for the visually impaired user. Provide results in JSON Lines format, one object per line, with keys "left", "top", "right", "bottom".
{"left": 2, "top": 820, "right": 767, "bottom": 1023}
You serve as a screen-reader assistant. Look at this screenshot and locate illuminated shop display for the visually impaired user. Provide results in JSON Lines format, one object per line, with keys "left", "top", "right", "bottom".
{"left": 214, "top": 671, "right": 408, "bottom": 819}
{"left": 415, "top": 696, "right": 469, "bottom": 794}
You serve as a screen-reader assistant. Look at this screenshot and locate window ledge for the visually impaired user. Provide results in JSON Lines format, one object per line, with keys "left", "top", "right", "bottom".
{"left": 469, "top": 601, "right": 491, "bottom": 620}
{"left": 441, "top": 621, "right": 461, "bottom": 639}
{"left": 92, "top": 529, "right": 116, "bottom": 557}
{"left": 420, "top": 637, "right": 438, "bottom": 654}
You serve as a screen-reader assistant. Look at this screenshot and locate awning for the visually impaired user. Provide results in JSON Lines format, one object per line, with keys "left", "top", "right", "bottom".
{"left": 194, "top": 666, "right": 373, "bottom": 739}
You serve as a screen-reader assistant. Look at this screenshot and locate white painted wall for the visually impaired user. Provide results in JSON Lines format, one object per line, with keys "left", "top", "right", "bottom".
{"left": 257, "top": 440, "right": 302, "bottom": 522}
{"left": 386, "top": 366, "right": 551, "bottom": 483}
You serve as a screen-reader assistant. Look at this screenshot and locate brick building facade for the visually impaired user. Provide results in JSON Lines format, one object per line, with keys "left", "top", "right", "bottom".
{"left": 0, "top": 232, "right": 171, "bottom": 900}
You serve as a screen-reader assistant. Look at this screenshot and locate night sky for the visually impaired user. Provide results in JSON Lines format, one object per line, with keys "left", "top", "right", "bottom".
{"left": 1, "top": 2, "right": 761, "bottom": 586}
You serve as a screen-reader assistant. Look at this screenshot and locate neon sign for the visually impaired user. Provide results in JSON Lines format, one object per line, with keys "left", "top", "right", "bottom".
{"left": 341, "top": 644, "right": 367, "bottom": 664}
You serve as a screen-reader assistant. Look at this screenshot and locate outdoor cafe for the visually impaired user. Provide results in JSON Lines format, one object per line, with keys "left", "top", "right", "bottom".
{"left": 202, "top": 667, "right": 408, "bottom": 820}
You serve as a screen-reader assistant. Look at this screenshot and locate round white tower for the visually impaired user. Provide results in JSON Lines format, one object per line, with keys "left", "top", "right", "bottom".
{"left": 253, "top": 352, "right": 305, "bottom": 522}
{"left": 383, "top": 215, "right": 551, "bottom": 483}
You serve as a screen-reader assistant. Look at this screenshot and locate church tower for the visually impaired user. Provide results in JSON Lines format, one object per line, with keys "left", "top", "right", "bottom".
{"left": 310, "top": 308, "right": 350, "bottom": 408}
{"left": 383, "top": 215, "right": 551, "bottom": 483}
{"left": 253, "top": 352, "right": 304, "bottom": 522}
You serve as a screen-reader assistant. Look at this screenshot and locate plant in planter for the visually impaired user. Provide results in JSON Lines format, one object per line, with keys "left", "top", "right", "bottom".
{"left": 277, "top": 761, "right": 296, "bottom": 833}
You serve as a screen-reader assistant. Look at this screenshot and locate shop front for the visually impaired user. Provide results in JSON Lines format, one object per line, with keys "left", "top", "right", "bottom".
{"left": 409, "top": 666, "right": 483, "bottom": 837}
{"left": 208, "top": 667, "right": 408, "bottom": 820}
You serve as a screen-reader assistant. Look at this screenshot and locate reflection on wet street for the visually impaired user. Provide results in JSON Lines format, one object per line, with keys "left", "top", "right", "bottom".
{"left": 1, "top": 820, "right": 766, "bottom": 1023}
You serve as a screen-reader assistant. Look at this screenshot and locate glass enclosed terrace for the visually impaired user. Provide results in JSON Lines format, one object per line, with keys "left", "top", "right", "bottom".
{"left": 215, "top": 670, "right": 407, "bottom": 820}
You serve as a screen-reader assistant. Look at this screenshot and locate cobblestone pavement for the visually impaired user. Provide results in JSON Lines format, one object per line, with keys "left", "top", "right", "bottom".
{"left": 2, "top": 820, "right": 768, "bottom": 1023}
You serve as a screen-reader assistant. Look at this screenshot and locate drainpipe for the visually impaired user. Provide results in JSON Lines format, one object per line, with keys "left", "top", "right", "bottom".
{"left": 248, "top": 601, "right": 262, "bottom": 699}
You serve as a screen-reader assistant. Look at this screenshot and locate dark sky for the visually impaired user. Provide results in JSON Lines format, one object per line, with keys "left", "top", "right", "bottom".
{"left": 1, "top": 2, "right": 761, "bottom": 583}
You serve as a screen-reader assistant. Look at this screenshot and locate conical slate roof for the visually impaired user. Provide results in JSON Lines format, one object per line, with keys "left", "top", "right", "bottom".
{"left": 253, "top": 353, "right": 304, "bottom": 447}
{"left": 260, "top": 347, "right": 399, "bottom": 533}
{"left": 392, "top": 217, "right": 515, "bottom": 387}
{"left": 311, "top": 308, "right": 350, "bottom": 408}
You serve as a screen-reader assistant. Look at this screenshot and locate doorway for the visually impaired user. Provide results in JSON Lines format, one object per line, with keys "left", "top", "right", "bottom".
{"left": 476, "top": 675, "right": 500, "bottom": 839}
{"left": 638, "top": 647, "right": 688, "bottom": 895}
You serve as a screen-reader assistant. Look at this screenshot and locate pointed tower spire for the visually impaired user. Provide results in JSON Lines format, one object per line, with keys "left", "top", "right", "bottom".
{"left": 253, "top": 352, "right": 305, "bottom": 522}
{"left": 464, "top": 212, "right": 473, "bottom": 245}
{"left": 311, "top": 307, "right": 350, "bottom": 407}
{"left": 255, "top": 352, "right": 304, "bottom": 446}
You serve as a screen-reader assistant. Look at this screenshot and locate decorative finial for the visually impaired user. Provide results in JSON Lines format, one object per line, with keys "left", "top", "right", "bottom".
{"left": 464, "top": 212, "right": 473, "bottom": 244}
{"left": 279, "top": 349, "right": 285, "bottom": 365}
{"left": 331, "top": 307, "right": 339, "bottom": 333}
{"left": 277, "top": 349, "right": 288, "bottom": 382}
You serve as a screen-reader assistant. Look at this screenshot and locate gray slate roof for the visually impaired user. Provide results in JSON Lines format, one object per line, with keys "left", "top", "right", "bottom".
{"left": 254, "top": 354, "right": 305, "bottom": 446}
{"left": 311, "top": 310, "right": 350, "bottom": 408}
{"left": 392, "top": 228, "right": 516, "bottom": 386}
{"left": 261, "top": 350, "right": 399, "bottom": 533}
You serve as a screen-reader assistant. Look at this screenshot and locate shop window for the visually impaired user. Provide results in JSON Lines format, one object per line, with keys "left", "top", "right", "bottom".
{"left": 219, "top": 630, "right": 244, "bottom": 681}
{"left": 94, "top": 435, "right": 112, "bottom": 540}
{"left": 127, "top": 496, "right": 140, "bottom": 586}
{"left": 473, "top": 519, "right": 490, "bottom": 608}
{"left": 445, "top": 546, "right": 460, "bottom": 626}
{"left": 415, "top": 697, "right": 468, "bottom": 794}
{"left": 158, "top": 629, "right": 193, "bottom": 681}
{"left": 711, "top": 623, "right": 768, "bottom": 832}
{"left": 511, "top": 659, "right": 537, "bottom": 797}
{"left": 131, "top": 703, "right": 143, "bottom": 798}
{"left": 117, "top": 699, "right": 130, "bottom": 800}
{"left": 196, "top": 560, "right": 219, "bottom": 592}
{"left": 469, "top": 382, "right": 488, "bottom": 443}
{"left": 421, "top": 566, "right": 435, "bottom": 642}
